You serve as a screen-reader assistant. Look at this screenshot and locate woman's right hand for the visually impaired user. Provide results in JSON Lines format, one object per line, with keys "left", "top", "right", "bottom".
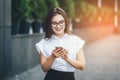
{"left": 52, "top": 47, "right": 65, "bottom": 58}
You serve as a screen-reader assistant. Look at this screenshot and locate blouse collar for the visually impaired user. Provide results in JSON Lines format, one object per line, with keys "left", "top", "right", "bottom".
{"left": 51, "top": 33, "right": 68, "bottom": 40}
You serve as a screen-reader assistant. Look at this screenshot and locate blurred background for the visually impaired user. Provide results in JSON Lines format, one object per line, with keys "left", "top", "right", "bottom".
{"left": 0, "top": 0, "right": 120, "bottom": 80}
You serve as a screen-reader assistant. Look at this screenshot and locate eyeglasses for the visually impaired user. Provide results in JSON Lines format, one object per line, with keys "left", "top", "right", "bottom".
{"left": 51, "top": 20, "right": 65, "bottom": 27}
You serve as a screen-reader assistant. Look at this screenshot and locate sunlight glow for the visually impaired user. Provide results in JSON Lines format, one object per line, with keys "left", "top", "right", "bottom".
{"left": 114, "top": 0, "right": 118, "bottom": 27}
{"left": 115, "top": 0, "right": 118, "bottom": 12}
{"left": 98, "top": 16, "right": 102, "bottom": 22}
{"left": 98, "top": 0, "right": 102, "bottom": 8}
{"left": 114, "top": 16, "right": 118, "bottom": 27}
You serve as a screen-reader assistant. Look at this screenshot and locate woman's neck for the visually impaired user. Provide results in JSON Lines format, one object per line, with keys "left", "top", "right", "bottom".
{"left": 54, "top": 33, "right": 65, "bottom": 38}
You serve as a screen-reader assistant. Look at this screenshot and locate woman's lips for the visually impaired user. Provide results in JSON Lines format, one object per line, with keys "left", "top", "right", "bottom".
{"left": 56, "top": 28, "right": 62, "bottom": 31}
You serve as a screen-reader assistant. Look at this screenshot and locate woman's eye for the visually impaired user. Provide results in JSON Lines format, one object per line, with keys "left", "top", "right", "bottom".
{"left": 52, "top": 22, "right": 57, "bottom": 25}
{"left": 59, "top": 21, "right": 64, "bottom": 24}
{"left": 59, "top": 20, "right": 64, "bottom": 24}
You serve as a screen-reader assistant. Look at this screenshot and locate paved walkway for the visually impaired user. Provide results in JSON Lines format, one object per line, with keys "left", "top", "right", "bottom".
{"left": 4, "top": 27, "right": 120, "bottom": 80}
{"left": 75, "top": 35, "right": 120, "bottom": 80}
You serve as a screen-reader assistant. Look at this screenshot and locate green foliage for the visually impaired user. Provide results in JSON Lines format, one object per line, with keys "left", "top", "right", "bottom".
{"left": 58, "top": 0, "right": 75, "bottom": 18}
{"left": 73, "top": 0, "right": 83, "bottom": 18}
{"left": 116, "top": 10, "right": 120, "bottom": 17}
{"left": 19, "top": 0, "right": 32, "bottom": 21}
{"left": 46, "top": 0, "right": 59, "bottom": 11}
{"left": 73, "top": 0, "right": 117, "bottom": 24}
{"left": 100, "top": 7, "right": 114, "bottom": 22}
{"left": 30, "top": 0, "right": 48, "bottom": 20}
{"left": 12, "top": 0, "right": 22, "bottom": 22}
{"left": 73, "top": 0, "right": 98, "bottom": 22}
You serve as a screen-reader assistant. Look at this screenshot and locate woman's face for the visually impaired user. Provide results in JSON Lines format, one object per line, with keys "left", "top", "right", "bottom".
{"left": 51, "top": 14, "right": 65, "bottom": 37}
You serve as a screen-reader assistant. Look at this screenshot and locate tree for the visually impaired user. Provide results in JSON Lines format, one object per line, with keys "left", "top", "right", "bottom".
{"left": 46, "top": 0, "right": 59, "bottom": 11}
{"left": 30, "top": 0, "right": 48, "bottom": 21}
{"left": 58, "top": 0, "right": 75, "bottom": 18}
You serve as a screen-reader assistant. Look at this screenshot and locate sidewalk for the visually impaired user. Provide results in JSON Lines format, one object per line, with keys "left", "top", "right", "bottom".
{"left": 4, "top": 65, "right": 45, "bottom": 80}
{"left": 4, "top": 26, "right": 120, "bottom": 80}
{"left": 73, "top": 26, "right": 114, "bottom": 43}
{"left": 5, "top": 35, "right": 120, "bottom": 80}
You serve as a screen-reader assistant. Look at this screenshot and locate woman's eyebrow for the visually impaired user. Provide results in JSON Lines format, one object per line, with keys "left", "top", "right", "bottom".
{"left": 52, "top": 20, "right": 64, "bottom": 22}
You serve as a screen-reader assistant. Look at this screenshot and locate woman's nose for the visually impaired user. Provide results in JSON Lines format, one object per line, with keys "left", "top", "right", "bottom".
{"left": 56, "top": 24, "right": 61, "bottom": 28}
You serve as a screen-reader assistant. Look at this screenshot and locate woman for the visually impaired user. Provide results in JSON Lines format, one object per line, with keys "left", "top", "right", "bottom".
{"left": 36, "top": 7, "right": 85, "bottom": 80}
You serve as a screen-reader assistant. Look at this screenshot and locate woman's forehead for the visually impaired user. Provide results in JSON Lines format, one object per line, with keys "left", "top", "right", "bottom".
{"left": 52, "top": 14, "right": 64, "bottom": 22}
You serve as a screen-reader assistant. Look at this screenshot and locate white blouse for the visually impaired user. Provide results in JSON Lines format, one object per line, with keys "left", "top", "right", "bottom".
{"left": 36, "top": 34, "right": 85, "bottom": 72}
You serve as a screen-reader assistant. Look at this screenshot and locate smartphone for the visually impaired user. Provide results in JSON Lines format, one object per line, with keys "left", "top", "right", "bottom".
{"left": 55, "top": 47, "right": 63, "bottom": 50}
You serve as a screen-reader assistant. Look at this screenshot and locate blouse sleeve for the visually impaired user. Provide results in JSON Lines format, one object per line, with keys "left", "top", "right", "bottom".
{"left": 76, "top": 36, "right": 85, "bottom": 52}
{"left": 35, "top": 39, "right": 47, "bottom": 57}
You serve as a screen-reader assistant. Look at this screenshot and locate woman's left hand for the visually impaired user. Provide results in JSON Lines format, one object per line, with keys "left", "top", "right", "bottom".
{"left": 61, "top": 49, "right": 68, "bottom": 61}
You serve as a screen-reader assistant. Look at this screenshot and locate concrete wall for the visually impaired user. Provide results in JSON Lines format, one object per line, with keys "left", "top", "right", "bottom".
{"left": 0, "top": 0, "right": 11, "bottom": 74}
{"left": 10, "top": 34, "right": 44, "bottom": 74}
{"left": 0, "top": 0, "right": 44, "bottom": 76}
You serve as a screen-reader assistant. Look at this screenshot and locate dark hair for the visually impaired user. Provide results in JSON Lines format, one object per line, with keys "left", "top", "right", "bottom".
{"left": 44, "top": 7, "right": 70, "bottom": 38}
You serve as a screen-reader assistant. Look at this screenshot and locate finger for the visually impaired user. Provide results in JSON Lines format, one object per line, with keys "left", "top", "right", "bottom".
{"left": 56, "top": 48, "right": 62, "bottom": 52}
{"left": 57, "top": 49, "right": 65, "bottom": 54}
{"left": 64, "top": 49, "right": 68, "bottom": 54}
{"left": 61, "top": 54, "right": 66, "bottom": 59}
{"left": 60, "top": 52, "right": 65, "bottom": 56}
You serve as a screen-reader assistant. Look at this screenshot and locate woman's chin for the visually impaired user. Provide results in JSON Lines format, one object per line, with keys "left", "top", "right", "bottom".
{"left": 55, "top": 31, "right": 64, "bottom": 34}
{"left": 55, "top": 32, "right": 64, "bottom": 36}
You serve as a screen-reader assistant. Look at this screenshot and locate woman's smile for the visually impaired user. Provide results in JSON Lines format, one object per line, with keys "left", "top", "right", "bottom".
{"left": 55, "top": 26, "right": 62, "bottom": 31}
